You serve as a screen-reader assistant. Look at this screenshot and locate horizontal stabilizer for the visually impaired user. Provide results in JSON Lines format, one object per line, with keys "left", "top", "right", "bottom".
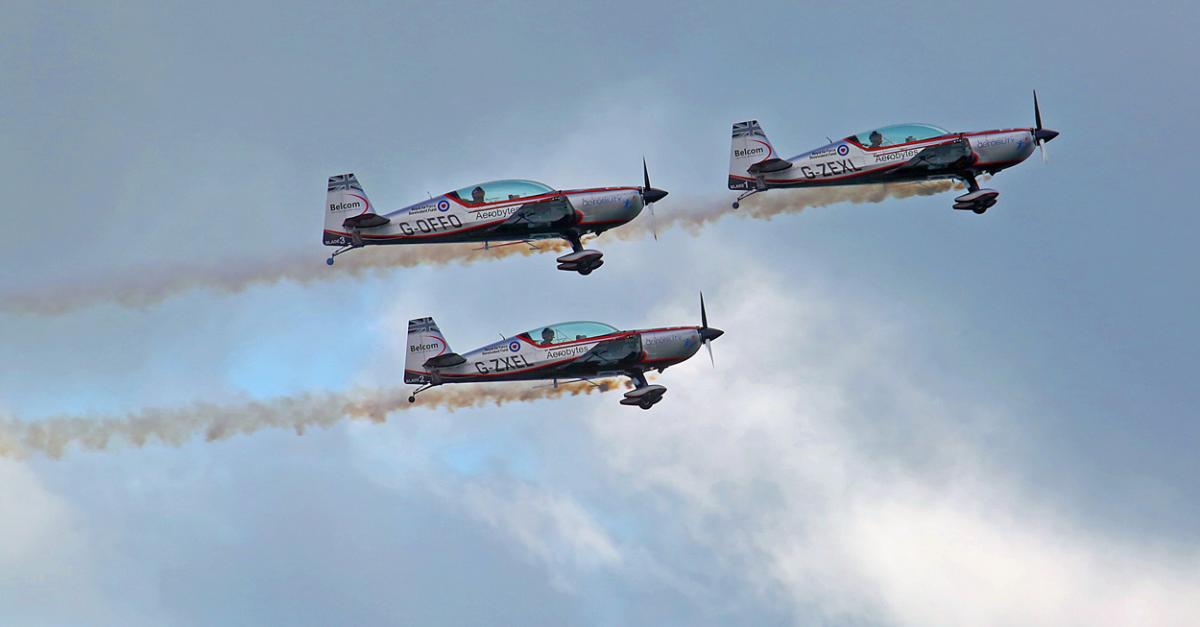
{"left": 747, "top": 157, "right": 793, "bottom": 174}
{"left": 342, "top": 212, "right": 390, "bottom": 229}
{"left": 424, "top": 352, "right": 467, "bottom": 369}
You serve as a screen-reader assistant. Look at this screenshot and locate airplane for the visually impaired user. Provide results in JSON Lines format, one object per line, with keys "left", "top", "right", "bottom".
{"left": 728, "top": 91, "right": 1060, "bottom": 214}
{"left": 403, "top": 294, "right": 724, "bottom": 410}
{"left": 322, "top": 161, "right": 668, "bottom": 274}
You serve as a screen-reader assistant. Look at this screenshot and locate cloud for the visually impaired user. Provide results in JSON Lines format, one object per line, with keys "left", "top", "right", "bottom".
{"left": 0, "top": 459, "right": 163, "bottom": 625}
{"left": 456, "top": 481, "right": 623, "bottom": 587}
{"left": 573, "top": 268, "right": 1200, "bottom": 626}
{"left": 838, "top": 487, "right": 1200, "bottom": 626}
{"left": 8, "top": 231, "right": 1196, "bottom": 626}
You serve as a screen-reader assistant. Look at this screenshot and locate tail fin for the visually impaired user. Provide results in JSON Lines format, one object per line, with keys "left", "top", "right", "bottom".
{"left": 405, "top": 317, "right": 454, "bottom": 384}
{"left": 324, "top": 173, "right": 387, "bottom": 245}
{"left": 729, "top": 121, "right": 790, "bottom": 189}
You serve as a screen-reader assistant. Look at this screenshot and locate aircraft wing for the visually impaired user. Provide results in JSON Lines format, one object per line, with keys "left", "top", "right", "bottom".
{"left": 571, "top": 335, "right": 642, "bottom": 370}
{"left": 499, "top": 197, "right": 575, "bottom": 230}
{"left": 892, "top": 138, "right": 973, "bottom": 174}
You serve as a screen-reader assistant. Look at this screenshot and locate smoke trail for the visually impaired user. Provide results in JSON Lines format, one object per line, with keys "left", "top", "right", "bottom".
{"left": 1, "top": 239, "right": 573, "bottom": 316}
{"left": 2, "top": 181, "right": 957, "bottom": 315}
{"left": 613, "top": 179, "right": 959, "bottom": 241}
{"left": 0, "top": 379, "right": 620, "bottom": 459}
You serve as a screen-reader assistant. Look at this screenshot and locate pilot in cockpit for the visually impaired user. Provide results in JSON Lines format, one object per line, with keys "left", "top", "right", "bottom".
{"left": 471, "top": 186, "right": 486, "bottom": 204}
{"left": 541, "top": 327, "right": 556, "bottom": 344}
{"left": 868, "top": 130, "right": 884, "bottom": 148}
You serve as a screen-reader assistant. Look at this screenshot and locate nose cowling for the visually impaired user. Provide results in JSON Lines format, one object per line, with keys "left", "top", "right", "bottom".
{"left": 699, "top": 327, "right": 724, "bottom": 342}
{"left": 641, "top": 187, "right": 669, "bottom": 204}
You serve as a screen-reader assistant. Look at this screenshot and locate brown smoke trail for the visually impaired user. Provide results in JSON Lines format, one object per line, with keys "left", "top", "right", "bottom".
{"left": 2, "top": 181, "right": 957, "bottom": 315}
{"left": 1, "top": 239, "right": 573, "bottom": 315}
{"left": 611, "top": 179, "right": 960, "bottom": 241}
{"left": 0, "top": 379, "right": 619, "bottom": 459}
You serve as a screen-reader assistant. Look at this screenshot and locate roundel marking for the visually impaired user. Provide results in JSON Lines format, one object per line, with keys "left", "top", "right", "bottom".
{"left": 437, "top": 199, "right": 450, "bottom": 212}
{"left": 509, "top": 340, "right": 521, "bottom": 352}
{"left": 836, "top": 144, "right": 849, "bottom": 156}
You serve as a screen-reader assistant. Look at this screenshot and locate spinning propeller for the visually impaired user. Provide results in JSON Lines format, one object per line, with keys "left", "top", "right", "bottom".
{"left": 1032, "top": 90, "right": 1060, "bottom": 163}
{"left": 640, "top": 158, "right": 669, "bottom": 240}
{"left": 697, "top": 291, "right": 724, "bottom": 367}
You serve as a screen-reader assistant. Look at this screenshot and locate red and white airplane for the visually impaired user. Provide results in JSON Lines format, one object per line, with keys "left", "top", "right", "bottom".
{"left": 323, "top": 162, "right": 667, "bottom": 274}
{"left": 728, "top": 92, "right": 1059, "bottom": 214}
{"left": 403, "top": 294, "right": 723, "bottom": 410}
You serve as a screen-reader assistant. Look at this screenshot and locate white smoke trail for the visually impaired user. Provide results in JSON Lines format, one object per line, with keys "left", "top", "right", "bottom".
{"left": 0, "top": 379, "right": 621, "bottom": 459}
{"left": 1, "top": 182, "right": 958, "bottom": 315}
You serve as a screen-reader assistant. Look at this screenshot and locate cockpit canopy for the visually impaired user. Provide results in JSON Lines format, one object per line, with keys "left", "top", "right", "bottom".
{"left": 449, "top": 179, "right": 553, "bottom": 205}
{"left": 848, "top": 123, "right": 949, "bottom": 149}
{"left": 522, "top": 321, "right": 618, "bottom": 346}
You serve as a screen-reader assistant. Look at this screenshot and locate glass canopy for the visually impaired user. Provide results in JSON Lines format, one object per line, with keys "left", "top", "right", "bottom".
{"left": 450, "top": 179, "right": 553, "bottom": 205}
{"left": 523, "top": 321, "right": 618, "bottom": 346}
{"left": 849, "top": 123, "right": 949, "bottom": 148}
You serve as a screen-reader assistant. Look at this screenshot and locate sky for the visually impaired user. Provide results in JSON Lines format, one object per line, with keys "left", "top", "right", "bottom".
{"left": 2, "top": 1, "right": 1198, "bottom": 625}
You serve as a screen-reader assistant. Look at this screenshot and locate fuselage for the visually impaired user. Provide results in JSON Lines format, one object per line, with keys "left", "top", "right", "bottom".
{"left": 323, "top": 184, "right": 644, "bottom": 248}
{"left": 729, "top": 127, "right": 1037, "bottom": 190}
{"left": 404, "top": 325, "right": 705, "bottom": 385}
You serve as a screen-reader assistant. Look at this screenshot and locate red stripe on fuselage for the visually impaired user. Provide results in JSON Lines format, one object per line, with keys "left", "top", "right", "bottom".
{"left": 517, "top": 326, "right": 698, "bottom": 350}
{"left": 729, "top": 162, "right": 904, "bottom": 185}
{"left": 447, "top": 186, "right": 640, "bottom": 209}
{"left": 844, "top": 128, "right": 1032, "bottom": 152}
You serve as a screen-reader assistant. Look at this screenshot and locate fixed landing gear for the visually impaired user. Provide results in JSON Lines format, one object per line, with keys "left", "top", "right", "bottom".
{"left": 953, "top": 173, "right": 998, "bottom": 215}
{"left": 732, "top": 176, "right": 770, "bottom": 209}
{"left": 327, "top": 244, "right": 360, "bottom": 266}
{"left": 326, "top": 231, "right": 365, "bottom": 265}
{"left": 732, "top": 187, "right": 763, "bottom": 209}
{"left": 407, "top": 382, "right": 439, "bottom": 403}
{"left": 619, "top": 371, "right": 666, "bottom": 409}
{"left": 556, "top": 232, "right": 604, "bottom": 275}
